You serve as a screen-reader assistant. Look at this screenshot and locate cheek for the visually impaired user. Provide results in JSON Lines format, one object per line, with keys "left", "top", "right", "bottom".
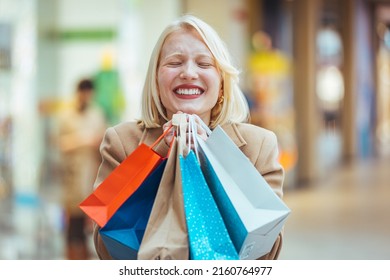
{"left": 207, "top": 73, "right": 222, "bottom": 96}
{"left": 157, "top": 71, "right": 171, "bottom": 107}
{"left": 157, "top": 69, "right": 173, "bottom": 94}
{"left": 156, "top": 70, "right": 164, "bottom": 90}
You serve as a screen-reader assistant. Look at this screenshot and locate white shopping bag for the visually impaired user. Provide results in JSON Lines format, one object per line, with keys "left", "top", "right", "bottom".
{"left": 197, "top": 125, "right": 291, "bottom": 260}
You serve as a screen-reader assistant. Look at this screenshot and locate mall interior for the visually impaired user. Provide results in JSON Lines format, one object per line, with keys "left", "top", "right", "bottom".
{"left": 0, "top": 0, "right": 389, "bottom": 260}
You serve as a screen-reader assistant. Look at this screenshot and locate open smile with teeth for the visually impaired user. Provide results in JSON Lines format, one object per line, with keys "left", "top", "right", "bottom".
{"left": 175, "top": 88, "right": 203, "bottom": 95}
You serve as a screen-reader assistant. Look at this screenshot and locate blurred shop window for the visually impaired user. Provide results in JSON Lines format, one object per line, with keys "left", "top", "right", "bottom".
{"left": 93, "top": 49, "right": 126, "bottom": 126}
{"left": 248, "top": 31, "right": 297, "bottom": 186}
{"left": 375, "top": 22, "right": 390, "bottom": 156}
{"left": 0, "top": 23, "right": 12, "bottom": 70}
{"left": 382, "top": 25, "right": 390, "bottom": 49}
{"left": 0, "top": 23, "right": 12, "bottom": 199}
{"left": 316, "top": 24, "right": 344, "bottom": 130}
{"left": 316, "top": 24, "right": 343, "bottom": 66}
{"left": 0, "top": 117, "right": 12, "bottom": 199}
{"left": 316, "top": 66, "right": 344, "bottom": 130}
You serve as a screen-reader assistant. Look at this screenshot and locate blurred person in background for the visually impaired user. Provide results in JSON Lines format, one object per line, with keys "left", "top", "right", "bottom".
{"left": 92, "top": 15, "right": 285, "bottom": 260}
{"left": 57, "top": 78, "right": 107, "bottom": 259}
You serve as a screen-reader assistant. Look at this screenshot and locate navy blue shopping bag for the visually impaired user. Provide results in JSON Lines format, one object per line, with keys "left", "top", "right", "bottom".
{"left": 99, "top": 160, "right": 167, "bottom": 259}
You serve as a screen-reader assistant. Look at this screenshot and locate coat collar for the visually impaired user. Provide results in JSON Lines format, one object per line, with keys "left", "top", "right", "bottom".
{"left": 220, "top": 123, "right": 247, "bottom": 148}
{"left": 140, "top": 122, "right": 247, "bottom": 148}
{"left": 139, "top": 126, "right": 164, "bottom": 146}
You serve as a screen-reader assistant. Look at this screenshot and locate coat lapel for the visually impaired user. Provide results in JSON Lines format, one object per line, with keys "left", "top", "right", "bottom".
{"left": 220, "top": 123, "right": 247, "bottom": 148}
{"left": 139, "top": 126, "right": 164, "bottom": 146}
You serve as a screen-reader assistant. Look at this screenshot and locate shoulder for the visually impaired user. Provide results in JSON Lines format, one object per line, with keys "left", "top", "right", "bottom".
{"left": 108, "top": 121, "right": 144, "bottom": 139}
{"left": 102, "top": 121, "right": 145, "bottom": 156}
{"left": 221, "top": 122, "right": 279, "bottom": 166}
{"left": 103, "top": 121, "right": 163, "bottom": 156}
{"left": 105, "top": 121, "right": 146, "bottom": 145}
{"left": 233, "top": 122, "right": 276, "bottom": 141}
{"left": 221, "top": 122, "right": 277, "bottom": 148}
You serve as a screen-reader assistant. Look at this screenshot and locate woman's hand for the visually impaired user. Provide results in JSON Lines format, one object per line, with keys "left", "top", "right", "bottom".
{"left": 162, "top": 119, "right": 175, "bottom": 147}
{"left": 162, "top": 112, "right": 209, "bottom": 147}
{"left": 193, "top": 115, "right": 208, "bottom": 141}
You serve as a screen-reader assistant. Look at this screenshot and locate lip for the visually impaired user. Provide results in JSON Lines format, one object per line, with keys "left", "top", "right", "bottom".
{"left": 173, "top": 84, "right": 204, "bottom": 91}
{"left": 173, "top": 84, "right": 205, "bottom": 99}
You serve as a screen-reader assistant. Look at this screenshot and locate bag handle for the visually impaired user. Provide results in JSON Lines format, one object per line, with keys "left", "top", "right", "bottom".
{"left": 148, "top": 124, "right": 175, "bottom": 158}
{"left": 191, "top": 114, "right": 212, "bottom": 136}
{"left": 188, "top": 115, "right": 199, "bottom": 161}
{"left": 165, "top": 134, "right": 176, "bottom": 158}
{"left": 150, "top": 123, "right": 173, "bottom": 149}
{"left": 172, "top": 113, "right": 212, "bottom": 161}
{"left": 172, "top": 114, "right": 188, "bottom": 157}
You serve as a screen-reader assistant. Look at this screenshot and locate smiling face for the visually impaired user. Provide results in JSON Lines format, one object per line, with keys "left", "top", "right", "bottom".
{"left": 157, "top": 28, "right": 222, "bottom": 125}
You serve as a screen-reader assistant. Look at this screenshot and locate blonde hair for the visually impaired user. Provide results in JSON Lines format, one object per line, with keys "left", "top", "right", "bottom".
{"left": 140, "top": 14, "right": 249, "bottom": 128}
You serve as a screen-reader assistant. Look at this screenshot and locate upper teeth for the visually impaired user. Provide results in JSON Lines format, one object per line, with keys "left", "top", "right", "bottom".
{"left": 176, "top": 88, "right": 202, "bottom": 95}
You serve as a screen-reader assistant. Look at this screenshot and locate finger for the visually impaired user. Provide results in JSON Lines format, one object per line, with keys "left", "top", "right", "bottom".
{"left": 198, "top": 130, "right": 208, "bottom": 141}
{"left": 197, "top": 125, "right": 205, "bottom": 135}
{"left": 195, "top": 123, "right": 208, "bottom": 141}
{"left": 163, "top": 120, "right": 172, "bottom": 131}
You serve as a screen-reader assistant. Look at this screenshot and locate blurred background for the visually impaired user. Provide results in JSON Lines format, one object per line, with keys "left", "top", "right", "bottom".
{"left": 0, "top": 0, "right": 389, "bottom": 260}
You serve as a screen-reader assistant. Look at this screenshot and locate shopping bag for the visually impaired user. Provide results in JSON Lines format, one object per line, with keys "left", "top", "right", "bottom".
{"left": 173, "top": 114, "right": 238, "bottom": 260}
{"left": 79, "top": 127, "right": 172, "bottom": 227}
{"left": 197, "top": 125, "right": 291, "bottom": 260}
{"left": 99, "top": 159, "right": 167, "bottom": 259}
{"left": 137, "top": 138, "right": 189, "bottom": 260}
{"left": 180, "top": 150, "right": 239, "bottom": 260}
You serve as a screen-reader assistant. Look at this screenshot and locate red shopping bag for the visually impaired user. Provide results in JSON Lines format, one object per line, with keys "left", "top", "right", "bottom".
{"left": 79, "top": 127, "right": 172, "bottom": 227}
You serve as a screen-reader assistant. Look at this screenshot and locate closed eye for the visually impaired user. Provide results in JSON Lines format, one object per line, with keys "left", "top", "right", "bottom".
{"left": 166, "top": 61, "right": 182, "bottom": 67}
{"left": 198, "top": 63, "right": 212, "bottom": 67}
{"left": 198, "top": 61, "right": 215, "bottom": 68}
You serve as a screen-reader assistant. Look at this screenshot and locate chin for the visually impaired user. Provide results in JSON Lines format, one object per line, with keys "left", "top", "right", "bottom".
{"left": 177, "top": 105, "right": 209, "bottom": 115}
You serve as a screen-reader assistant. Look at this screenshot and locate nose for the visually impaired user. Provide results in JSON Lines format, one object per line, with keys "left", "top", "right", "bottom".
{"left": 180, "top": 62, "right": 199, "bottom": 80}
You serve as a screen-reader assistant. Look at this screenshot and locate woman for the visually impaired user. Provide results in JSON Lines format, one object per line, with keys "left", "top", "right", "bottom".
{"left": 93, "top": 14, "right": 285, "bottom": 260}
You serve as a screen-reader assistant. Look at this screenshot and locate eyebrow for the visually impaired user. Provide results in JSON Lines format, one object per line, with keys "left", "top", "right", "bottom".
{"left": 162, "top": 52, "right": 214, "bottom": 60}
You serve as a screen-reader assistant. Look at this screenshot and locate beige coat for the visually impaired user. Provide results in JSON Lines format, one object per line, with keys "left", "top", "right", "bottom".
{"left": 93, "top": 121, "right": 285, "bottom": 259}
